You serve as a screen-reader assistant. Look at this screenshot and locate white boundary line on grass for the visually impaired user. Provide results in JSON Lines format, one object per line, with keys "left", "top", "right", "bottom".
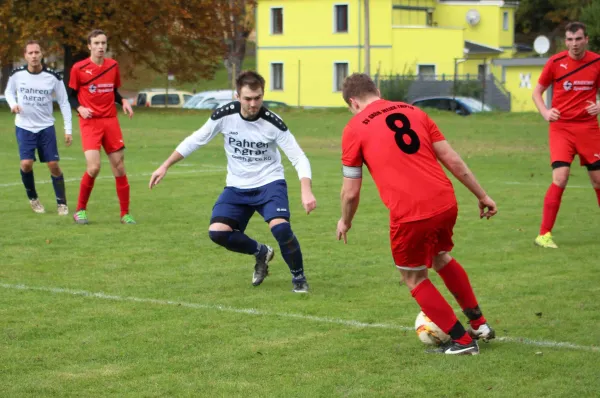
{"left": 0, "top": 175, "right": 592, "bottom": 190}
{"left": 501, "top": 181, "right": 589, "bottom": 189}
{"left": 0, "top": 167, "right": 225, "bottom": 188}
{"left": 1, "top": 282, "right": 598, "bottom": 353}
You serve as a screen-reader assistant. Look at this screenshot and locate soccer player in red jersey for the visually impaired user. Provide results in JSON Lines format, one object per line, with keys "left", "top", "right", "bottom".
{"left": 68, "top": 29, "right": 135, "bottom": 225}
{"left": 532, "top": 22, "right": 600, "bottom": 248}
{"left": 337, "top": 73, "right": 497, "bottom": 355}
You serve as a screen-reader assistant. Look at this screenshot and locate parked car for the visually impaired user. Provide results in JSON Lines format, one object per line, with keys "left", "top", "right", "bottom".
{"left": 136, "top": 89, "right": 194, "bottom": 108}
{"left": 262, "top": 100, "right": 289, "bottom": 110}
{"left": 200, "top": 99, "right": 290, "bottom": 111}
{"left": 410, "top": 96, "right": 492, "bottom": 116}
{"left": 183, "top": 90, "right": 235, "bottom": 109}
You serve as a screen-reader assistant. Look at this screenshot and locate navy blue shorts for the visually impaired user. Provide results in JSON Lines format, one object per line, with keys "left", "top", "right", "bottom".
{"left": 16, "top": 126, "right": 59, "bottom": 163}
{"left": 210, "top": 179, "right": 291, "bottom": 232}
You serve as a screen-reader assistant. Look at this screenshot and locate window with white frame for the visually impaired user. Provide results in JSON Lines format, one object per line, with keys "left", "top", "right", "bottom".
{"left": 271, "top": 7, "right": 283, "bottom": 34}
{"left": 271, "top": 63, "right": 283, "bottom": 90}
{"left": 417, "top": 64, "right": 436, "bottom": 80}
{"left": 502, "top": 11, "right": 509, "bottom": 31}
{"left": 334, "top": 4, "right": 348, "bottom": 33}
{"left": 334, "top": 62, "right": 349, "bottom": 91}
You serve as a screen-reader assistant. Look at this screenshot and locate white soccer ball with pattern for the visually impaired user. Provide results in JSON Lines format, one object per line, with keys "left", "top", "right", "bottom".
{"left": 414, "top": 311, "right": 451, "bottom": 345}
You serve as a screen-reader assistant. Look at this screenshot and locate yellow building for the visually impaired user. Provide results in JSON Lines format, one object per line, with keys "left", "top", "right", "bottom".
{"left": 491, "top": 57, "right": 549, "bottom": 112}
{"left": 256, "top": 0, "right": 544, "bottom": 112}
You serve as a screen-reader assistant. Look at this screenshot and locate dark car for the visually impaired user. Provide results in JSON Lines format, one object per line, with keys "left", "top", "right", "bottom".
{"left": 0, "top": 95, "right": 9, "bottom": 109}
{"left": 410, "top": 96, "right": 492, "bottom": 116}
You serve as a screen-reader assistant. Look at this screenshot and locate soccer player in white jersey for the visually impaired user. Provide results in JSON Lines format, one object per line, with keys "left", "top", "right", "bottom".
{"left": 149, "top": 71, "right": 317, "bottom": 293}
{"left": 4, "top": 40, "right": 72, "bottom": 215}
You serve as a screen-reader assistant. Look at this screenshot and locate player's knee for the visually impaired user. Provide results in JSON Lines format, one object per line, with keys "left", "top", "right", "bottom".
{"left": 270, "top": 221, "right": 295, "bottom": 245}
{"left": 552, "top": 174, "right": 569, "bottom": 188}
{"left": 20, "top": 160, "right": 33, "bottom": 173}
{"left": 400, "top": 270, "right": 428, "bottom": 290}
{"left": 87, "top": 164, "right": 101, "bottom": 177}
{"left": 551, "top": 165, "right": 570, "bottom": 188}
{"left": 432, "top": 252, "right": 452, "bottom": 271}
{"left": 112, "top": 161, "right": 126, "bottom": 176}
{"left": 47, "top": 161, "right": 61, "bottom": 176}
{"left": 208, "top": 230, "right": 231, "bottom": 247}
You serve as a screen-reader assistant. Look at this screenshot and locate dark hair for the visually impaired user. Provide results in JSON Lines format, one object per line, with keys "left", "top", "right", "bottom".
{"left": 24, "top": 40, "right": 41, "bottom": 53}
{"left": 236, "top": 70, "right": 265, "bottom": 93}
{"left": 565, "top": 22, "right": 586, "bottom": 36}
{"left": 87, "top": 29, "right": 107, "bottom": 44}
{"left": 342, "top": 73, "right": 379, "bottom": 105}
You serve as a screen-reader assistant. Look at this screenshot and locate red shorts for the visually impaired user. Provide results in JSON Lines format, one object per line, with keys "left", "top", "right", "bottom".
{"left": 549, "top": 122, "right": 600, "bottom": 167}
{"left": 390, "top": 205, "right": 457, "bottom": 270}
{"left": 80, "top": 117, "right": 124, "bottom": 153}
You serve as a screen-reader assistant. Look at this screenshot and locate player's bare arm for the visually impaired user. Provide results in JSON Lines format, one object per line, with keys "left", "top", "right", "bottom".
{"left": 65, "top": 134, "right": 72, "bottom": 146}
{"left": 149, "top": 151, "right": 184, "bottom": 189}
{"left": 433, "top": 140, "right": 497, "bottom": 219}
{"left": 300, "top": 178, "right": 317, "bottom": 215}
{"left": 114, "top": 89, "right": 133, "bottom": 118}
{"left": 532, "top": 84, "right": 560, "bottom": 122}
{"left": 337, "top": 174, "right": 362, "bottom": 243}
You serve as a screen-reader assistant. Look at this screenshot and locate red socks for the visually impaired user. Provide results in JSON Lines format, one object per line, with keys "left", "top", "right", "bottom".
{"left": 77, "top": 172, "right": 96, "bottom": 211}
{"left": 115, "top": 175, "right": 130, "bottom": 217}
{"left": 438, "top": 259, "right": 487, "bottom": 330}
{"left": 411, "top": 279, "right": 472, "bottom": 345}
{"left": 77, "top": 173, "right": 130, "bottom": 217}
{"left": 540, "top": 183, "right": 565, "bottom": 235}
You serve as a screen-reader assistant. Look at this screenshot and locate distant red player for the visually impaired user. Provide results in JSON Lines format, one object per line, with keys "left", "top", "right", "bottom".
{"left": 532, "top": 22, "right": 600, "bottom": 248}
{"left": 337, "top": 73, "right": 497, "bottom": 355}
{"left": 68, "top": 29, "right": 135, "bottom": 225}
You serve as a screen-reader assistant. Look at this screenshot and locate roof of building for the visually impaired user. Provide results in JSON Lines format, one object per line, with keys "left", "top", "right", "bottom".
{"left": 491, "top": 57, "right": 549, "bottom": 66}
{"left": 464, "top": 40, "right": 503, "bottom": 54}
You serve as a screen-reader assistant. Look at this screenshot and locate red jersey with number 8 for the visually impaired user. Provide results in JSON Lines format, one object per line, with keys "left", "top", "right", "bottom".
{"left": 342, "top": 99, "right": 456, "bottom": 222}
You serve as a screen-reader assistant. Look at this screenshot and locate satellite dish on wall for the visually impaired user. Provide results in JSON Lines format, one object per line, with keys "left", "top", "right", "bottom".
{"left": 466, "top": 9, "right": 481, "bottom": 26}
{"left": 533, "top": 35, "right": 550, "bottom": 55}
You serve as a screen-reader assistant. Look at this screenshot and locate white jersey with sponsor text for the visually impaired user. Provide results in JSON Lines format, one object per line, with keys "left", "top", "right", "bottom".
{"left": 175, "top": 101, "right": 311, "bottom": 189}
{"left": 4, "top": 65, "right": 72, "bottom": 134}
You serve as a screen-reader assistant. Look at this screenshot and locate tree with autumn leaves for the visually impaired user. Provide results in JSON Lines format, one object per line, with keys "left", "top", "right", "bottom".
{"left": 0, "top": 0, "right": 256, "bottom": 92}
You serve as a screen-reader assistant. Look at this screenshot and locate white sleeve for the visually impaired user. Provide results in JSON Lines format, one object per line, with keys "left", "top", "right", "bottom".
{"left": 4, "top": 76, "right": 18, "bottom": 109}
{"left": 55, "top": 79, "right": 72, "bottom": 134}
{"left": 175, "top": 117, "right": 222, "bottom": 157}
{"left": 276, "top": 127, "right": 312, "bottom": 180}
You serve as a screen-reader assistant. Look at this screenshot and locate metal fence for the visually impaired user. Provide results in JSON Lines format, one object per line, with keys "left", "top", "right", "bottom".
{"left": 373, "top": 73, "right": 511, "bottom": 111}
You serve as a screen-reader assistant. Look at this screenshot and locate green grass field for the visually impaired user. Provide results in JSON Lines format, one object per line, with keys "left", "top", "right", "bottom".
{"left": 1, "top": 107, "right": 599, "bottom": 397}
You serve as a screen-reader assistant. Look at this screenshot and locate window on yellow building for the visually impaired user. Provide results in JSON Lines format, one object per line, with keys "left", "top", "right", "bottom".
{"left": 271, "top": 7, "right": 283, "bottom": 34}
{"left": 417, "top": 64, "right": 436, "bottom": 80}
{"left": 503, "top": 11, "right": 509, "bottom": 31}
{"left": 271, "top": 63, "right": 283, "bottom": 91}
{"left": 334, "top": 62, "right": 349, "bottom": 91}
{"left": 334, "top": 4, "right": 348, "bottom": 33}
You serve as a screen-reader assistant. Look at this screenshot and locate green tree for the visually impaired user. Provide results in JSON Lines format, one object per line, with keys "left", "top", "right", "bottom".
{"left": 580, "top": 1, "right": 600, "bottom": 52}
{"left": 1, "top": 1, "right": 241, "bottom": 89}
{"left": 515, "top": 0, "right": 592, "bottom": 53}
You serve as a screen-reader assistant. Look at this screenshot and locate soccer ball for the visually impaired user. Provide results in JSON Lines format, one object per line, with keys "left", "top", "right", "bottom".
{"left": 414, "top": 311, "right": 451, "bottom": 345}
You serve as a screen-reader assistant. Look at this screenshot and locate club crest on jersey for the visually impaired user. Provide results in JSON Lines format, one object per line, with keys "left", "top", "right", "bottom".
{"left": 89, "top": 84, "right": 97, "bottom": 93}
{"left": 563, "top": 80, "right": 573, "bottom": 91}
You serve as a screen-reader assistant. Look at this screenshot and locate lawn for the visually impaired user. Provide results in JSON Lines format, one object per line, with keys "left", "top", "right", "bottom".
{"left": 1, "top": 107, "right": 599, "bottom": 397}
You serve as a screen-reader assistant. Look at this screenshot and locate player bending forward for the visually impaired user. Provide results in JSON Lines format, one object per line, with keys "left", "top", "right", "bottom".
{"left": 149, "top": 71, "right": 317, "bottom": 293}
{"left": 337, "top": 73, "right": 497, "bottom": 355}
